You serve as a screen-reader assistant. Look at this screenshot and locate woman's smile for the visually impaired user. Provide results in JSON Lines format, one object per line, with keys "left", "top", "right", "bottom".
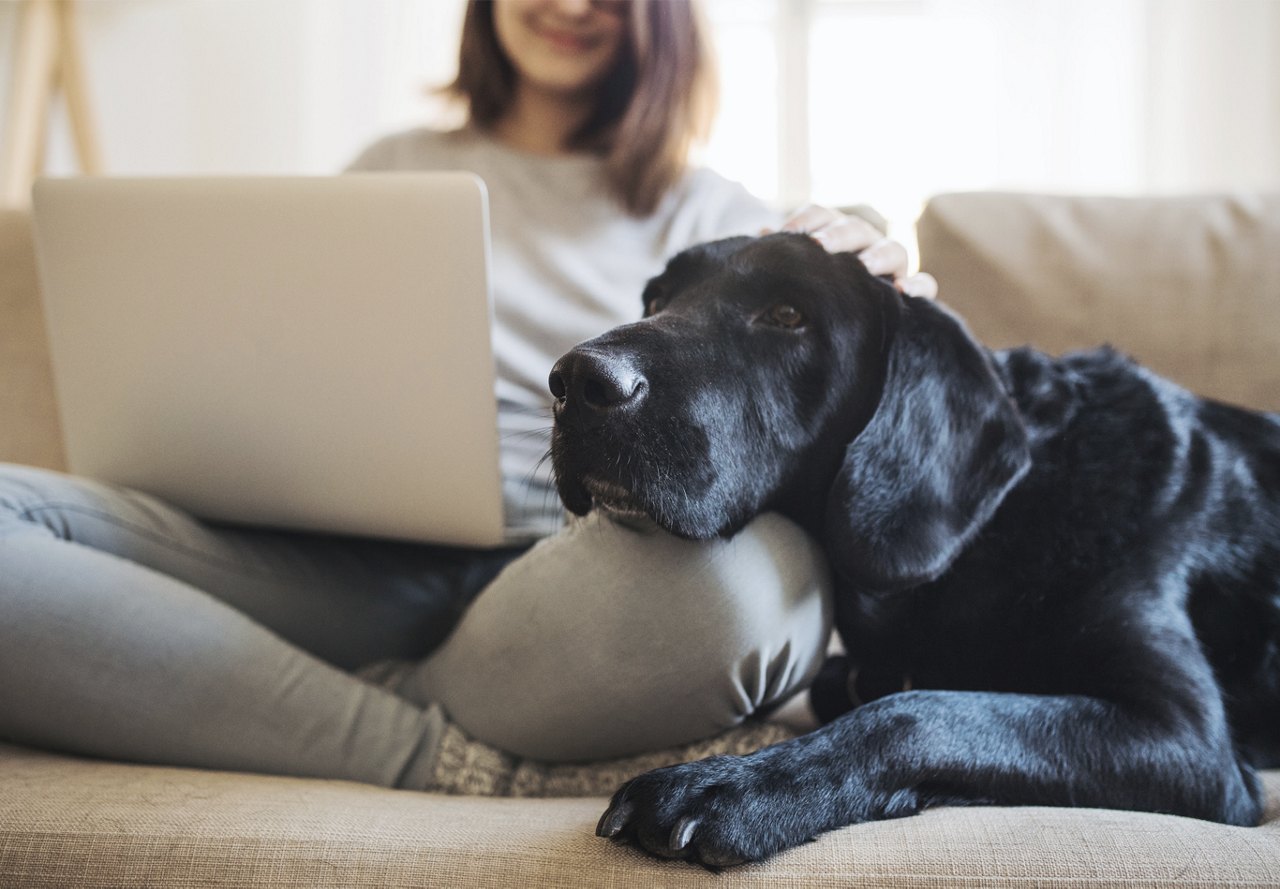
{"left": 531, "top": 21, "right": 603, "bottom": 54}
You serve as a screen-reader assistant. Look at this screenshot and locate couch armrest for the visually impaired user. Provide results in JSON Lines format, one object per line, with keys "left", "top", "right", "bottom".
{"left": 0, "top": 209, "right": 65, "bottom": 470}
{"left": 917, "top": 192, "right": 1280, "bottom": 411}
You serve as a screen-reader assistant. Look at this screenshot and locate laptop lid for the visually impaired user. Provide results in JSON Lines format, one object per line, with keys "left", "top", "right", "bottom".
{"left": 32, "top": 173, "right": 507, "bottom": 547}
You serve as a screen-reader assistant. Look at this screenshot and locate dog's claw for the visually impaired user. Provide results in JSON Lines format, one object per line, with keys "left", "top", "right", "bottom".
{"left": 596, "top": 801, "right": 634, "bottom": 838}
{"left": 669, "top": 815, "right": 699, "bottom": 852}
{"left": 701, "top": 849, "right": 749, "bottom": 869}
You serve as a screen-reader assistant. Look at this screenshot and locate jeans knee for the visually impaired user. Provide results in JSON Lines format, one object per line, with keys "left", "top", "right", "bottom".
{"left": 640, "top": 512, "right": 834, "bottom": 731}
{"left": 407, "top": 511, "right": 832, "bottom": 761}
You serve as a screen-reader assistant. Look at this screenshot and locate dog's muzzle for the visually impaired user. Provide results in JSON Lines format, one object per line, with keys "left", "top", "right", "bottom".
{"left": 549, "top": 348, "right": 647, "bottom": 429}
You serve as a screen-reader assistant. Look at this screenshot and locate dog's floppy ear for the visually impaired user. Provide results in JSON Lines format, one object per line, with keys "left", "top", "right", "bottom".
{"left": 824, "top": 293, "right": 1030, "bottom": 592}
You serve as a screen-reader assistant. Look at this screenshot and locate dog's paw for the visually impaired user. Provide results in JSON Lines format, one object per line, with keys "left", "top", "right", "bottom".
{"left": 595, "top": 754, "right": 804, "bottom": 868}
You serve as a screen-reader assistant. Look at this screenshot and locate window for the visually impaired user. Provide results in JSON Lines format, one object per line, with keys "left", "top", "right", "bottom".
{"left": 702, "top": 0, "right": 1279, "bottom": 252}
{"left": 704, "top": 0, "right": 1147, "bottom": 245}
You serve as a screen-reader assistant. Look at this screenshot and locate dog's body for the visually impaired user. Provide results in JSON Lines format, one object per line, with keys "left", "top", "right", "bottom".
{"left": 548, "top": 233, "right": 1280, "bottom": 867}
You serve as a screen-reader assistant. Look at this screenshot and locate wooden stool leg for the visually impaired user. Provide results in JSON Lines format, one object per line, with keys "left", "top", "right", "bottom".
{"left": 1, "top": 0, "right": 60, "bottom": 206}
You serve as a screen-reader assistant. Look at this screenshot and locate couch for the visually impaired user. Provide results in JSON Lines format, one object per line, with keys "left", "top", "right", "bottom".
{"left": 2, "top": 194, "right": 1279, "bottom": 887}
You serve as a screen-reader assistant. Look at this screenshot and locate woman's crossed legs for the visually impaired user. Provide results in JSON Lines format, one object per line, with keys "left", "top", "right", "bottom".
{"left": 0, "top": 463, "right": 831, "bottom": 787}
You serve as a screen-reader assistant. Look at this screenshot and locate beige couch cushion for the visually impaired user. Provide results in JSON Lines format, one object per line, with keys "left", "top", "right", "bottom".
{"left": 1, "top": 744, "right": 1277, "bottom": 888}
{"left": 917, "top": 192, "right": 1280, "bottom": 411}
{"left": 0, "top": 209, "right": 64, "bottom": 470}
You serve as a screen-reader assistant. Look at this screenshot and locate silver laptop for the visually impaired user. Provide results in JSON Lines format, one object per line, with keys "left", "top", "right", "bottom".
{"left": 31, "top": 174, "right": 507, "bottom": 547}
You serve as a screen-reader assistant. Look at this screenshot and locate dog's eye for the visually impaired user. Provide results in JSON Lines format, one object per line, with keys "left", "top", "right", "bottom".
{"left": 761, "top": 303, "right": 805, "bottom": 329}
{"left": 643, "top": 285, "right": 671, "bottom": 317}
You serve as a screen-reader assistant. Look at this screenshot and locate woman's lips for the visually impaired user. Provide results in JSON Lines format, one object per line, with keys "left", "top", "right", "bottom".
{"left": 534, "top": 24, "right": 598, "bottom": 54}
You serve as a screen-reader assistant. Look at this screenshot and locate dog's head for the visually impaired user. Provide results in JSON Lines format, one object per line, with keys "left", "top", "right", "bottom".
{"left": 549, "top": 233, "right": 1029, "bottom": 591}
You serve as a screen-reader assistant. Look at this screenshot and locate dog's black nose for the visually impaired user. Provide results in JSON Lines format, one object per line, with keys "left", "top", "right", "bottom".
{"left": 550, "top": 350, "right": 647, "bottom": 420}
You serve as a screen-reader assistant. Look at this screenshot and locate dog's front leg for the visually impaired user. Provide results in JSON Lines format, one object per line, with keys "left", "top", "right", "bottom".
{"left": 597, "top": 689, "right": 1264, "bottom": 868}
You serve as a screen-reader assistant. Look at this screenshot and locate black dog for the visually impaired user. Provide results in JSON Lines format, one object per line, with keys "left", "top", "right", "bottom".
{"left": 548, "top": 232, "right": 1279, "bottom": 867}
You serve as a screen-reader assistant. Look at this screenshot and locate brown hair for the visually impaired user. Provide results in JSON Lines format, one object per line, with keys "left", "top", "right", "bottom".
{"left": 449, "top": 0, "right": 718, "bottom": 216}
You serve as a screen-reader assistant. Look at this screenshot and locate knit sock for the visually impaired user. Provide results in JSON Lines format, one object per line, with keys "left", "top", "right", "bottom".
{"left": 360, "top": 658, "right": 798, "bottom": 796}
{"left": 425, "top": 718, "right": 797, "bottom": 798}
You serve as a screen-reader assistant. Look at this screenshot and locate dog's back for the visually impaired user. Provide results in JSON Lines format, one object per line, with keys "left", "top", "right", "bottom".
{"left": 1176, "top": 391, "right": 1280, "bottom": 766}
{"left": 992, "top": 346, "right": 1280, "bottom": 767}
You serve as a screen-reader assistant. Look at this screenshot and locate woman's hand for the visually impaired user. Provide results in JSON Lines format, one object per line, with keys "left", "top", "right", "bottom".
{"left": 775, "top": 204, "right": 939, "bottom": 300}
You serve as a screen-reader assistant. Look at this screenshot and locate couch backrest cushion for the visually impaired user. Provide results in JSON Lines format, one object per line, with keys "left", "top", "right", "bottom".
{"left": 917, "top": 192, "right": 1280, "bottom": 411}
{"left": 0, "top": 209, "right": 65, "bottom": 470}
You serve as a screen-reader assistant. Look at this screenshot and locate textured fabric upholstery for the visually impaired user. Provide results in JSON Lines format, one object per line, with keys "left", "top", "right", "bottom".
{"left": 1, "top": 745, "right": 1277, "bottom": 888}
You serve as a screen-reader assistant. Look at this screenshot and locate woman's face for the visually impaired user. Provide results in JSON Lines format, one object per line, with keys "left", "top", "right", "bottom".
{"left": 493, "top": 0, "right": 628, "bottom": 99}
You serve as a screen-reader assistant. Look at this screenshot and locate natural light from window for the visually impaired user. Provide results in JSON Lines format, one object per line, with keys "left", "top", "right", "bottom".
{"left": 701, "top": 0, "right": 1160, "bottom": 257}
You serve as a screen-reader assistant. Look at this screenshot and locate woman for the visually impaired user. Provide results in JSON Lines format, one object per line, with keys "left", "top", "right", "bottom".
{"left": 0, "top": 0, "right": 934, "bottom": 789}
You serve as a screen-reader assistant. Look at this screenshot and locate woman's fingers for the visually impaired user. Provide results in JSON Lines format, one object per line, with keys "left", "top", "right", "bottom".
{"left": 859, "top": 239, "right": 941, "bottom": 300}
{"left": 772, "top": 203, "right": 938, "bottom": 300}
{"left": 897, "top": 272, "right": 939, "bottom": 300}
{"left": 856, "top": 237, "right": 908, "bottom": 279}
{"left": 780, "top": 205, "right": 884, "bottom": 254}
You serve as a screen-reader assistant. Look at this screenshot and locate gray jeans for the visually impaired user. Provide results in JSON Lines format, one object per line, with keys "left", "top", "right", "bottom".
{"left": 0, "top": 463, "right": 832, "bottom": 788}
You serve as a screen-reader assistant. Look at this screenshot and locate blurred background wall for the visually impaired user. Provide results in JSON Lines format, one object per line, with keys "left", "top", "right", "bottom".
{"left": 2, "top": 0, "right": 1278, "bottom": 242}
